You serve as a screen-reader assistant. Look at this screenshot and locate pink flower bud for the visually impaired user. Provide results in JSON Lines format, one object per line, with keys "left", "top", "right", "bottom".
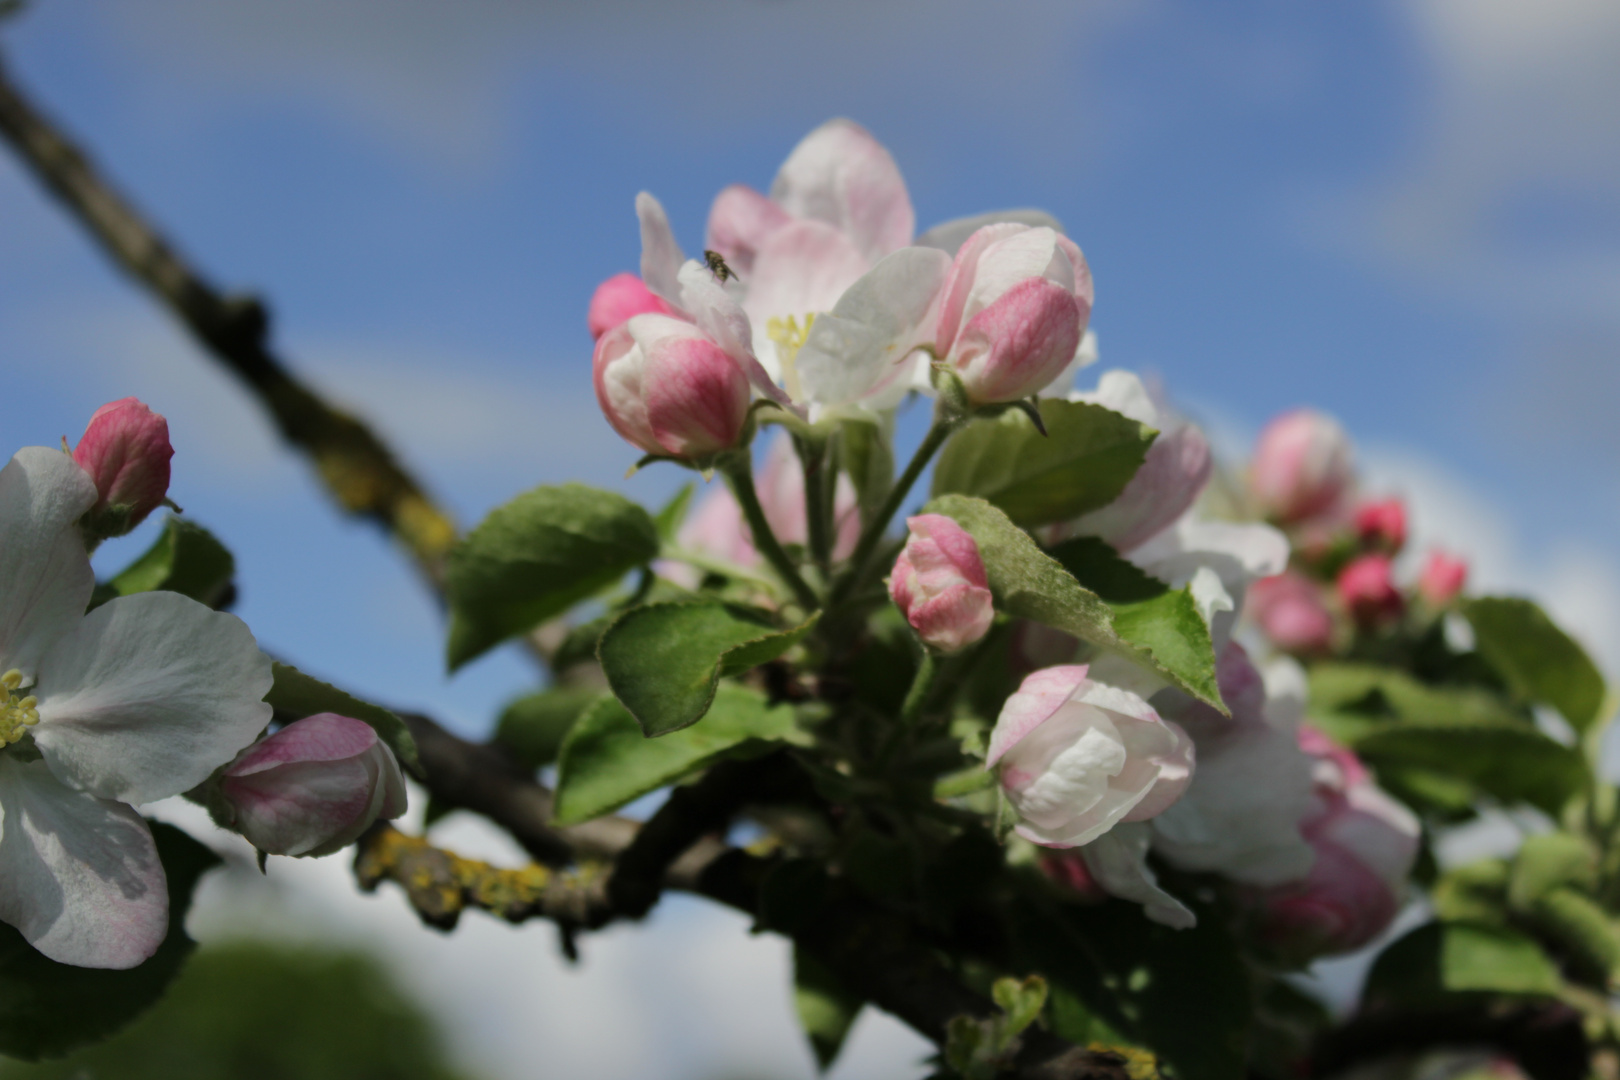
{"left": 593, "top": 314, "right": 752, "bottom": 460}
{"left": 71, "top": 397, "right": 173, "bottom": 535}
{"left": 888, "top": 514, "right": 994, "bottom": 653}
{"left": 1419, "top": 550, "right": 1469, "bottom": 606}
{"left": 1038, "top": 849, "right": 1108, "bottom": 903}
{"left": 1353, "top": 497, "right": 1407, "bottom": 553}
{"left": 1248, "top": 571, "right": 1335, "bottom": 653}
{"left": 935, "top": 224, "right": 1092, "bottom": 404}
{"left": 1249, "top": 408, "right": 1354, "bottom": 524}
{"left": 989, "top": 665, "right": 1194, "bottom": 848}
{"left": 1245, "top": 726, "right": 1418, "bottom": 959}
{"left": 587, "top": 273, "right": 674, "bottom": 340}
{"left": 1337, "top": 553, "right": 1403, "bottom": 627}
{"left": 217, "top": 713, "right": 407, "bottom": 857}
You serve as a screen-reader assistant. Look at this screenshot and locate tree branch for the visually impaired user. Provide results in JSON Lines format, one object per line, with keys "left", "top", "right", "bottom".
{"left": 0, "top": 47, "right": 457, "bottom": 590}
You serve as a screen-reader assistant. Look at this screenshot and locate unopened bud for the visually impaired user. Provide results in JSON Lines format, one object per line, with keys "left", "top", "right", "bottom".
{"left": 1353, "top": 497, "right": 1406, "bottom": 553}
{"left": 888, "top": 514, "right": 995, "bottom": 653}
{"left": 593, "top": 314, "right": 752, "bottom": 460}
{"left": 215, "top": 713, "right": 407, "bottom": 858}
{"left": 587, "top": 272, "right": 674, "bottom": 340}
{"left": 1248, "top": 571, "right": 1334, "bottom": 653}
{"left": 1249, "top": 409, "right": 1353, "bottom": 524}
{"left": 1337, "top": 553, "right": 1403, "bottom": 627}
{"left": 1418, "top": 550, "right": 1468, "bottom": 606}
{"left": 72, "top": 397, "right": 173, "bottom": 539}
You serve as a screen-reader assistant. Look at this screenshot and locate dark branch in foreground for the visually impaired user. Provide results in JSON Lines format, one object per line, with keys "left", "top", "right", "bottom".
{"left": 387, "top": 713, "right": 1131, "bottom": 1080}
{"left": 0, "top": 47, "right": 457, "bottom": 589}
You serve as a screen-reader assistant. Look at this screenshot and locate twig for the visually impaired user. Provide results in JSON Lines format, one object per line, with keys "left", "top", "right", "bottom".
{"left": 0, "top": 47, "right": 457, "bottom": 589}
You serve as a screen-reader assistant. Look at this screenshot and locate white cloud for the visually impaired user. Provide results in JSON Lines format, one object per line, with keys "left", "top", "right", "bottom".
{"left": 150, "top": 797, "right": 931, "bottom": 1080}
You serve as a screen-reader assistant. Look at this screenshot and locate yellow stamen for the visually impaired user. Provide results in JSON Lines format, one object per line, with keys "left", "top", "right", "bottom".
{"left": 765, "top": 313, "right": 816, "bottom": 402}
{"left": 0, "top": 674, "right": 40, "bottom": 746}
{"left": 1, "top": 669, "right": 21, "bottom": 692}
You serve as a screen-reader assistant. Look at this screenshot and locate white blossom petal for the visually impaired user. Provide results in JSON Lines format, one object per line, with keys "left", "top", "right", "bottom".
{"left": 1081, "top": 823, "right": 1196, "bottom": 930}
{"left": 916, "top": 210, "right": 1066, "bottom": 256}
{"left": 769, "top": 118, "right": 913, "bottom": 263}
{"left": 33, "top": 591, "right": 273, "bottom": 806}
{"left": 0, "top": 448, "right": 97, "bottom": 678}
{"left": 637, "top": 192, "right": 685, "bottom": 304}
{"left": 795, "top": 246, "right": 951, "bottom": 408}
{"left": 0, "top": 756, "right": 166, "bottom": 968}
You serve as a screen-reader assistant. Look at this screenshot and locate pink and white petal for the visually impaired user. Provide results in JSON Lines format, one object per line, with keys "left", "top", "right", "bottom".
{"left": 1080, "top": 824, "right": 1196, "bottom": 930}
{"left": 743, "top": 220, "right": 870, "bottom": 326}
{"left": 228, "top": 713, "right": 380, "bottom": 778}
{"left": 0, "top": 448, "right": 98, "bottom": 678}
{"left": 705, "top": 184, "right": 791, "bottom": 274}
{"left": 1122, "top": 721, "right": 1196, "bottom": 822}
{"left": 223, "top": 756, "right": 374, "bottom": 857}
{"left": 955, "top": 277, "right": 1082, "bottom": 402}
{"left": 34, "top": 591, "right": 273, "bottom": 806}
{"left": 636, "top": 192, "right": 685, "bottom": 305}
{"left": 963, "top": 229, "right": 1074, "bottom": 319}
{"left": 794, "top": 246, "right": 950, "bottom": 407}
{"left": 769, "top": 118, "right": 913, "bottom": 262}
{"left": 986, "top": 665, "right": 1089, "bottom": 766}
{"left": 673, "top": 262, "right": 797, "bottom": 411}
{"left": 0, "top": 756, "right": 167, "bottom": 969}
{"left": 1053, "top": 234, "right": 1095, "bottom": 315}
{"left": 935, "top": 222, "right": 1027, "bottom": 355}
{"left": 916, "top": 210, "right": 1066, "bottom": 256}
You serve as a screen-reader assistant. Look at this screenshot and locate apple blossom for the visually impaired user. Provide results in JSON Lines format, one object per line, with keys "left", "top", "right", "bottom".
{"left": 593, "top": 313, "right": 752, "bottom": 460}
{"left": 1354, "top": 497, "right": 1407, "bottom": 553}
{"left": 1249, "top": 571, "right": 1335, "bottom": 654}
{"left": 587, "top": 272, "right": 673, "bottom": 340}
{"left": 989, "top": 665, "right": 1193, "bottom": 849}
{"left": 1149, "top": 644, "right": 1315, "bottom": 886}
{"left": 888, "top": 514, "right": 994, "bottom": 653}
{"left": 934, "top": 223, "right": 1093, "bottom": 404}
{"left": 1338, "top": 553, "right": 1403, "bottom": 627}
{"left": 1126, "top": 512, "right": 1290, "bottom": 653}
{"left": 1419, "top": 550, "right": 1469, "bottom": 606}
{"left": 214, "top": 713, "right": 406, "bottom": 858}
{"left": 71, "top": 397, "right": 173, "bottom": 539}
{"left": 1244, "top": 726, "right": 1419, "bottom": 959}
{"left": 0, "top": 447, "right": 272, "bottom": 968}
{"left": 1067, "top": 370, "right": 1213, "bottom": 552}
{"left": 1249, "top": 408, "right": 1354, "bottom": 524}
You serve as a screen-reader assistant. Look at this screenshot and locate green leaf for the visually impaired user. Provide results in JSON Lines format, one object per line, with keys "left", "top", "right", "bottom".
{"left": 1524, "top": 887, "right": 1620, "bottom": 986}
{"left": 1308, "top": 663, "right": 1527, "bottom": 728}
{"left": 991, "top": 975, "right": 1048, "bottom": 1047}
{"left": 1351, "top": 723, "right": 1585, "bottom": 816}
{"left": 931, "top": 399, "right": 1156, "bottom": 527}
{"left": 445, "top": 484, "right": 660, "bottom": 669}
{"left": 793, "top": 945, "right": 863, "bottom": 1072}
{"left": 0, "top": 823, "right": 219, "bottom": 1061}
{"left": 493, "top": 687, "right": 602, "bottom": 770}
{"left": 107, "top": 515, "right": 235, "bottom": 608}
{"left": 1465, "top": 597, "right": 1608, "bottom": 733}
{"left": 552, "top": 685, "right": 800, "bottom": 824}
{"left": 652, "top": 483, "right": 695, "bottom": 542}
{"left": 598, "top": 601, "right": 818, "bottom": 737}
{"left": 926, "top": 496, "right": 1224, "bottom": 710}
{"left": 1009, "top": 894, "right": 1250, "bottom": 1080}
{"left": 1364, "top": 921, "right": 1563, "bottom": 1007}
{"left": 1045, "top": 536, "right": 1167, "bottom": 604}
{"left": 1508, "top": 833, "right": 1598, "bottom": 910}
{"left": 266, "top": 663, "right": 421, "bottom": 778}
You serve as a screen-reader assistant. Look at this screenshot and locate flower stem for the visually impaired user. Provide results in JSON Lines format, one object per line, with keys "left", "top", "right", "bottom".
{"left": 796, "top": 433, "right": 833, "bottom": 580}
{"left": 875, "top": 649, "right": 941, "bottom": 769}
{"left": 722, "top": 455, "right": 820, "bottom": 612}
{"left": 832, "top": 411, "right": 961, "bottom": 604}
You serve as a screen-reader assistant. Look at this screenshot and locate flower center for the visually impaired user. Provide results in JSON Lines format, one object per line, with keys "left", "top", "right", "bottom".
{"left": 0, "top": 669, "right": 41, "bottom": 747}
{"left": 765, "top": 313, "right": 816, "bottom": 402}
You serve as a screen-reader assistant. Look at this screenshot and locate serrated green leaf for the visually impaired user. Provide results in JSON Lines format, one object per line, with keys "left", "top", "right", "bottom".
{"left": 445, "top": 484, "right": 660, "bottom": 669}
{"left": 493, "top": 687, "right": 601, "bottom": 770}
{"left": 926, "top": 496, "right": 1224, "bottom": 710}
{"left": 266, "top": 663, "right": 421, "bottom": 778}
{"left": 931, "top": 399, "right": 1156, "bottom": 527}
{"left": 552, "top": 685, "right": 800, "bottom": 824}
{"left": 1465, "top": 597, "right": 1608, "bottom": 732}
{"left": 106, "top": 515, "right": 235, "bottom": 608}
{"left": 0, "top": 823, "right": 218, "bottom": 1061}
{"left": 793, "top": 945, "right": 863, "bottom": 1072}
{"left": 598, "top": 601, "right": 818, "bottom": 737}
{"left": 1351, "top": 723, "right": 1585, "bottom": 816}
{"left": 1364, "top": 921, "right": 1563, "bottom": 1007}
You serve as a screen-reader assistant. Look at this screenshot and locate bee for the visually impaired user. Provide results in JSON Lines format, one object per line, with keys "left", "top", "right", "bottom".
{"left": 704, "top": 249, "right": 739, "bottom": 283}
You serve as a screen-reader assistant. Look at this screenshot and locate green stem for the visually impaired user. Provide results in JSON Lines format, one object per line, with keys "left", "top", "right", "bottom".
{"left": 722, "top": 455, "right": 820, "bottom": 612}
{"left": 875, "top": 649, "right": 941, "bottom": 769}
{"left": 797, "top": 434, "right": 832, "bottom": 579}
{"left": 833, "top": 412, "right": 960, "bottom": 604}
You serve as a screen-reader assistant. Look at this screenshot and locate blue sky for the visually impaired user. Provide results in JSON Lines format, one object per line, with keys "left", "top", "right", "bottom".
{"left": 3, "top": 2, "right": 1619, "bottom": 1076}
